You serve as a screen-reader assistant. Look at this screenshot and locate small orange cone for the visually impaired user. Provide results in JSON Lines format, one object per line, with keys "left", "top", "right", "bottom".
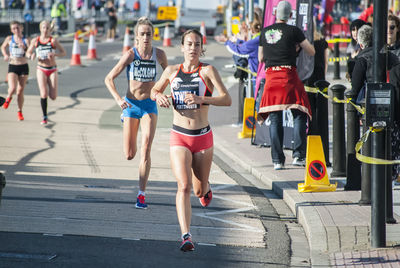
{"left": 200, "top": 21, "right": 207, "bottom": 44}
{"left": 163, "top": 25, "right": 172, "bottom": 47}
{"left": 122, "top": 26, "right": 131, "bottom": 54}
{"left": 70, "top": 32, "right": 82, "bottom": 66}
{"left": 87, "top": 30, "right": 97, "bottom": 60}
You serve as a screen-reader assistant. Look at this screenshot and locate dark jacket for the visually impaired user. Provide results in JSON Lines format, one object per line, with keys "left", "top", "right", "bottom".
{"left": 350, "top": 47, "right": 399, "bottom": 97}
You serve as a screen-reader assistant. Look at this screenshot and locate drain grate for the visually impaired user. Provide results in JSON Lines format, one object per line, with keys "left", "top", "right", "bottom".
{"left": 0, "top": 252, "right": 57, "bottom": 261}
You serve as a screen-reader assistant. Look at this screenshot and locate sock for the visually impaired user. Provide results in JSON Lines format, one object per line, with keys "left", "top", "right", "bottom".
{"left": 182, "top": 232, "right": 191, "bottom": 240}
{"left": 40, "top": 98, "right": 48, "bottom": 118}
{"left": 137, "top": 190, "right": 145, "bottom": 197}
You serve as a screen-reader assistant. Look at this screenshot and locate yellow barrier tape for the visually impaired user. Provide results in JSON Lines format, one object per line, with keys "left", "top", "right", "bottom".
{"left": 327, "top": 38, "right": 352, "bottom": 44}
{"left": 355, "top": 128, "right": 400, "bottom": 165}
{"left": 236, "top": 66, "right": 257, "bottom": 77}
{"left": 328, "top": 56, "right": 349, "bottom": 62}
{"left": 304, "top": 86, "right": 365, "bottom": 114}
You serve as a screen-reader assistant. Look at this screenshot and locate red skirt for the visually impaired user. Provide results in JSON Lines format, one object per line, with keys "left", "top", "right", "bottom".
{"left": 257, "top": 66, "right": 312, "bottom": 123}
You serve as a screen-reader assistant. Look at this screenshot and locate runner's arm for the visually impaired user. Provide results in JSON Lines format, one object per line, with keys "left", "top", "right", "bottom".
{"left": 105, "top": 51, "right": 134, "bottom": 108}
{"left": 151, "top": 65, "right": 175, "bottom": 108}
{"left": 51, "top": 38, "right": 66, "bottom": 58}
{"left": 1, "top": 36, "right": 11, "bottom": 61}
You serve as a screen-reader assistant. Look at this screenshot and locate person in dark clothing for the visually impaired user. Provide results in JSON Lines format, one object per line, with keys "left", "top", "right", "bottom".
{"left": 389, "top": 65, "right": 400, "bottom": 183}
{"left": 350, "top": 24, "right": 399, "bottom": 99}
{"left": 346, "top": 19, "right": 366, "bottom": 81}
{"left": 258, "top": 1, "right": 315, "bottom": 170}
{"left": 388, "top": 14, "right": 400, "bottom": 59}
{"left": 105, "top": 0, "right": 117, "bottom": 42}
{"left": 305, "top": 27, "right": 329, "bottom": 136}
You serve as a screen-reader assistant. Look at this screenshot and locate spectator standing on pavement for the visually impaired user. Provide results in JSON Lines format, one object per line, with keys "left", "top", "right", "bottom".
{"left": 349, "top": 24, "right": 399, "bottom": 101}
{"left": 26, "top": 20, "right": 66, "bottom": 124}
{"left": 387, "top": 14, "right": 400, "bottom": 58}
{"left": 50, "top": 0, "right": 66, "bottom": 35}
{"left": 105, "top": 0, "right": 117, "bottom": 42}
{"left": 346, "top": 19, "right": 365, "bottom": 81}
{"left": 150, "top": 29, "right": 231, "bottom": 251}
{"left": 133, "top": 0, "right": 140, "bottom": 17}
{"left": 104, "top": 17, "right": 168, "bottom": 209}
{"left": 257, "top": 1, "right": 315, "bottom": 170}
{"left": 388, "top": 64, "right": 400, "bottom": 184}
{"left": 1, "top": 21, "right": 30, "bottom": 121}
{"left": 305, "top": 26, "right": 329, "bottom": 135}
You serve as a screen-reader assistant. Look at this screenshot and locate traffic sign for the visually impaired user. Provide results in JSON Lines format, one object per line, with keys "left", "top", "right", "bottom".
{"left": 157, "top": 6, "right": 177, "bottom": 20}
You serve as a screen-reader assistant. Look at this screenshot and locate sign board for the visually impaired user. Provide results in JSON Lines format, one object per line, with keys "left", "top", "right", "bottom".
{"left": 157, "top": 6, "right": 177, "bottom": 20}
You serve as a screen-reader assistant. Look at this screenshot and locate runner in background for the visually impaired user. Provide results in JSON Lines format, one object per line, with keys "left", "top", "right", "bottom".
{"left": 26, "top": 20, "right": 66, "bottom": 124}
{"left": 1, "top": 21, "right": 30, "bottom": 121}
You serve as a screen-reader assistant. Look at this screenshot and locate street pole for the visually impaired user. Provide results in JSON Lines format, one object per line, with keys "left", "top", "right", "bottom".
{"left": 370, "top": 0, "right": 388, "bottom": 248}
{"left": 247, "top": 0, "right": 254, "bottom": 98}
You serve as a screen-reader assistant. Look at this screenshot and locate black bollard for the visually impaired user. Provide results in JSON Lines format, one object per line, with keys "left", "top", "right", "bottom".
{"left": 330, "top": 84, "right": 346, "bottom": 177}
{"left": 359, "top": 121, "right": 372, "bottom": 205}
{"left": 386, "top": 129, "right": 396, "bottom": 223}
{"left": 314, "top": 80, "right": 331, "bottom": 166}
{"left": 0, "top": 173, "right": 5, "bottom": 205}
{"left": 333, "top": 36, "right": 341, "bottom": 80}
{"left": 371, "top": 128, "right": 386, "bottom": 248}
{"left": 344, "top": 91, "right": 361, "bottom": 190}
{"left": 238, "top": 79, "right": 245, "bottom": 124}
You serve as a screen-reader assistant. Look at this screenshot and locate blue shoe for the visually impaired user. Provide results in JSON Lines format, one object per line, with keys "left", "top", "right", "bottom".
{"left": 135, "top": 194, "right": 148, "bottom": 209}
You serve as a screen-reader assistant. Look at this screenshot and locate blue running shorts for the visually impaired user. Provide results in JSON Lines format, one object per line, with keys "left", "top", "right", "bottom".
{"left": 122, "top": 97, "right": 158, "bottom": 119}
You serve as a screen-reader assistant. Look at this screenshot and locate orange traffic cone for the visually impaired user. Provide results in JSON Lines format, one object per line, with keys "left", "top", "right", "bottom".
{"left": 122, "top": 26, "right": 131, "bottom": 54}
{"left": 70, "top": 32, "right": 82, "bottom": 66}
{"left": 163, "top": 25, "right": 172, "bottom": 47}
{"left": 87, "top": 30, "right": 97, "bottom": 60}
{"left": 200, "top": 21, "right": 207, "bottom": 44}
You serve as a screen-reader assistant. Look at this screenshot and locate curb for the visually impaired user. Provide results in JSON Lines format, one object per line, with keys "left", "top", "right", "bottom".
{"left": 212, "top": 131, "right": 331, "bottom": 266}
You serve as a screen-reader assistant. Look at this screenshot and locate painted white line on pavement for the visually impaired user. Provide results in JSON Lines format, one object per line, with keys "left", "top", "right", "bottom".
{"left": 193, "top": 214, "right": 264, "bottom": 233}
{"left": 197, "top": 242, "right": 217, "bottom": 247}
{"left": 121, "top": 238, "right": 141, "bottom": 241}
{"left": 198, "top": 206, "right": 255, "bottom": 216}
{"left": 43, "top": 233, "right": 63, "bottom": 237}
{"left": 213, "top": 194, "right": 257, "bottom": 207}
{"left": 190, "top": 224, "right": 263, "bottom": 233}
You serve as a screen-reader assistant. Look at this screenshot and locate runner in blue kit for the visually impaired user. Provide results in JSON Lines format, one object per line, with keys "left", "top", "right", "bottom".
{"left": 150, "top": 29, "right": 231, "bottom": 251}
{"left": 105, "top": 17, "right": 168, "bottom": 209}
{"left": 1, "top": 21, "right": 30, "bottom": 121}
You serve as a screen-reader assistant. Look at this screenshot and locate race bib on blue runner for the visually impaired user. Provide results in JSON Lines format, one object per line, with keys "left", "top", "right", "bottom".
{"left": 129, "top": 59, "right": 156, "bottom": 82}
{"left": 173, "top": 81, "right": 200, "bottom": 110}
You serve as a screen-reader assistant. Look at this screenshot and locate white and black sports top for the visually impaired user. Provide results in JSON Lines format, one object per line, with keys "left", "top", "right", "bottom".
{"left": 35, "top": 36, "right": 55, "bottom": 60}
{"left": 9, "top": 35, "right": 27, "bottom": 58}
{"left": 170, "top": 63, "right": 212, "bottom": 110}
{"left": 126, "top": 47, "right": 159, "bottom": 82}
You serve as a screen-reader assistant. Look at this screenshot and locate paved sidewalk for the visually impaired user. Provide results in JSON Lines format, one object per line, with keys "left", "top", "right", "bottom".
{"left": 211, "top": 69, "right": 400, "bottom": 266}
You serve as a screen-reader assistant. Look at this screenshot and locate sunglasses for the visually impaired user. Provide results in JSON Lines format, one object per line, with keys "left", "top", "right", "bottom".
{"left": 390, "top": 25, "right": 396, "bottom": 30}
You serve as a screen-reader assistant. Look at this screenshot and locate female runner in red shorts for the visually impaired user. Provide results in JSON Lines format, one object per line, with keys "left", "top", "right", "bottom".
{"left": 26, "top": 20, "right": 66, "bottom": 124}
{"left": 150, "top": 29, "right": 231, "bottom": 252}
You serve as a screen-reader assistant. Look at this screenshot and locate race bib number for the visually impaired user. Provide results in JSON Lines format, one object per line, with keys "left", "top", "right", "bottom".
{"left": 36, "top": 48, "right": 51, "bottom": 60}
{"left": 173, "top": 82, "right": 200, "bottom": 110}
{"left": 10, "top": 46, "right": 24, "bottom": 58}
{"left": 129, "top": 59, "right": 156, "bottom": 82}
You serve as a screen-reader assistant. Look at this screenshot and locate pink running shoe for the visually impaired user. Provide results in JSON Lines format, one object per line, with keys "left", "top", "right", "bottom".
{"left": 199, "top": 190, "right": 212, "bottom": 207}
{"left": 180, "top": 234, "right": 194, "bottom": 252}
{"left": 3, "top": 97, "right": 11, "bottom": 109}
{"left": 17, "top": 111, "right": 24, "bottom": 121}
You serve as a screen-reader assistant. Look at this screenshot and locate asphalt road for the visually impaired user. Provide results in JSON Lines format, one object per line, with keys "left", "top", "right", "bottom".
{"left": 0, "top": 39, "right": 306, "bottom": 267}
